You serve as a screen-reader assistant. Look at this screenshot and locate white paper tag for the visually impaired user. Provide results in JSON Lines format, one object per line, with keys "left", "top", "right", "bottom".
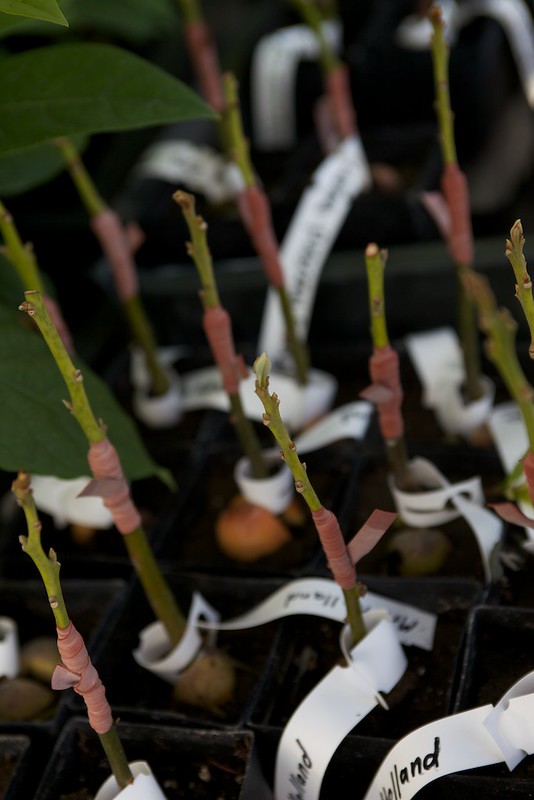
{"left": 30, "top": 474, "right": 113, "bottom": 530}
{"left": 0, "top": 617, "right": 20, "bottom": 679}
{"left": 274, "top": 614, "right": 407, "bottom": 800}
{"left": 404, "top": 327, "right": 495, "bottom": 435}
{"left": 258, "top": 135, "right": 371, "bottom": 366}
{"left": 132, "top": 592, "right": 219, "bottom": 685}
{"left": 128, "top": 346, "right": 184, "bottom": 428}
{"left": 94, "top": 761, "right": 167, "bottom": 800}
{"left": 389, "top": 457, "right": 502, "bottom": 581}
{"left": 488, "top": 401, "right": 534, "bottom": 543}
{"left": 234, "top": 455, "right": 294, "bottom": 514}
{"left": 197, "top": 576, "right": 437, "bottom": 652}
{"left": 250, "top": 21, "right": 342, "bottom": 150}
{"left": 133, "top": 139, "right": 236, "bottom": 205}
{"left": 182, "top": 365, "right": 338, "bottom": 431}
{"left": 456, "top": 0, "right": 534, "bottom": 108}
{"left": 362, "top": 670, "right": 534, "bottom": 799}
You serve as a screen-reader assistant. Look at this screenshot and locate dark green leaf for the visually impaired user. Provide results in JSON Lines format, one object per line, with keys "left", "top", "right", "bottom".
{"left": 0, "top": 134, "right": 88, "bottom": 196}
{"left": 0, "top": 42, "right": 216, "bottom": 155}
{"left": 0, "top": 0, "right": 67, "bottom": 26}
{"left": 0, "top": 315, "right": 170, "bottom": 485}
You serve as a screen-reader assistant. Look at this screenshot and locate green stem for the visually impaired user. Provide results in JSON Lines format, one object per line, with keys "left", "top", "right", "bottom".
{"left": 18, "top": 291, "right": 187, "bottom": 644}
{"left": 122, "top": 528, "right": 186, "bottom": 646}
{"left": 343, "top": 586, "right": 366, "bottom": 644}
{"left": 429, "top": 8, "right": 456, "bottom": 165}
{"left": 456, "top": 268, "right": 483, "bottom": 401}
{"left": 123, "top": 296, "right": 170, "bottom": 396}
{"left": 289, "top": 0, "right": 340, "bottom": 74}
{"left": 0, "top": 199, "right": 46, "bottom": 292}
{"left": 365, "top": 243, "right": 389, "bottom": 350}
{"left": 278, "top": 285, "right": 310, "bottom": 386}
{"left": 176, "top": 0, "right": 201, "bottom": 23}
{"left": 506, "top": 219, "right": 534, "bottom": 358}
{"left": 54, "top": 137, "right": 104, "bottom": 217}
{"left": 229, "top": 393, "right": 269, "bottom": 479}
{"left": 19, "top": 291, "right": 104, "bottom": 443}
{"left": 12, "top": 472, "right": 133, "bottom": 790}
{"left": 221, "top": 73, "right": 256, "bottom": 187}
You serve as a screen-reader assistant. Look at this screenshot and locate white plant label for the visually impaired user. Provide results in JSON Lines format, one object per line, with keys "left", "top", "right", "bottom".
{"left": 274, "top": 614, "right": 407, "bottom": 800}
{"left": 395, "top": 0, "right": 534, "bottom": 108}
{"left": 234, "top": 455, "right": 294, "bottom": 514}
{"left": 133, "top": 592, "right": 219, "bottom": 684}
{"left": 404, "top": 327, "right": 495, "bottom": 436}
{"left": 389, "top": 457, "right": 502, "bottom": 582}
{"left": 250, "top": 21, "right": 341, "bottom": 150}
{"left": 129, "top": 346, "right": 184, "bottom": 429}
{"left": 197, "top": 576, "right": 437, "bottom": 652}
{"left": 181, "top": 365, "right": 338, "bottom": 431}
{"left": 488, "top": 401, "right": 534, "bottom": 545}
{"left": 0, "top": 617, "right": 20, "bottom": 679}
{"left": 94, "top": 761, "right": 167, "bottom": 800}
{"left": 31, "top": 474, "right": 113, "bottom": 530}
{"left": 362, "top": 670, "right": 534, "bottom": 799}
{"left": 258, "top": 135, "right": 371, "bottom": 367}
{"left": 456, "top": 0, "right": 534, "bottom": 108}
{"left": 133, "top": 139, "right": 236, "bottom": 205}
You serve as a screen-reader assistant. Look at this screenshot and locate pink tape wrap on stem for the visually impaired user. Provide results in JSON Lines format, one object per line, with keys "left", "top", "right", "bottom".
{"left": 53, "top": 622, "right": 113, "bottom": 735}
{"left": 523, "top": 451, "right": 534, "bottom": 506}
{"left": 237, "top": 186, "right": 284, "bottom": 288}
{"left": 369, "top": 346, "right": 404, "bottom": 441}
{"left": 202, "top": 305, "right": 241, "bottom": 395}
{"left": 441, "top": 162, "right": 474, "bottom": 266}
{"left": 311, "top": 506, "right": 356, "bottom": 590}
{"left": 91, "top": 209, "right": 139, "bottom": 302}
{"left": 43, "top": 295, "right": 75, "bottom": 356}
{"left": 324, "top": 64, "right": 356, "bottom": 141}
{"left": 87, "top": 438, "right": 142, "bottom": 534}
{"left": 184, "top": 20, "right": 225, "bottom": 113}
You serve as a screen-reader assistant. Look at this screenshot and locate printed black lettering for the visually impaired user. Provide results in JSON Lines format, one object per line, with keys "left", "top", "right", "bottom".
{"left": 410, "top": 757, "right": 422, "bottom": 777}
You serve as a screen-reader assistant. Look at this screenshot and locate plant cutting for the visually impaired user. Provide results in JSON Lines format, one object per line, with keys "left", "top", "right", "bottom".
{"left": 290, "top": 0, "right": 356, "bottom": 150}
{"left": 222, "top": 71, "right": 310, "bottom": 387}
{"left": 253, "top": 351, "right": 397, "bottom": 643}
{"left": 53, "top": 136, "right": 184, "bottom": 430}
{"left": 17, "top": 290, "right": 237, "bottom": 715}
{"left": 11, "top": 470, "right": 140, "bottom": 795}
{"left": 462, "top": 222, "right": 534, "bottom": 526}
{"left": 358, "top": 239, "right": 502, "bottom": 582}
{"left": 360, "top": 241, "right": 453, "bottom": 575}
{"left": 174, "top": 188, "right": 306, "bottom": 563}
{"left": 403, "top": 4, "right": 495, "bottom": 444}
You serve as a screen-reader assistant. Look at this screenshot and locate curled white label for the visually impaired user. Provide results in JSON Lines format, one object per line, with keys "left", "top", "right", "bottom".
{"left": 94, "top": 761, "right": 167, "bottom": 800}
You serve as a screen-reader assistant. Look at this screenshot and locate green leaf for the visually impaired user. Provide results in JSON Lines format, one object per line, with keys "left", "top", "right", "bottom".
{"left": 0, "top": 0, "right": 179, "bottom": 43}
{"left": 0, "top": 42, "right": 216, "bottom": 155}
{"left": 0, "top": 0, "right": 67, "bottom": 26}
{"left": 0, "top": 315, "right": 170, "bottom": 485}
{"left": 0, "top": 134, "right": 88, "bottom": 196}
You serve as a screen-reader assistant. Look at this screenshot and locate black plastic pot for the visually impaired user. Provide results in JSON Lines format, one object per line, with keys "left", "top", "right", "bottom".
{"left": 0, "top": 734, "right": 32, "bottom": 800}
{"left": 67, "top": 571, "right": 288, "bottom": 731}
{"left": 34, "top": 716, "right": 271, "bottom": 800}
{"left": 0, "top": 579, "right": 126, "bottom": 745}
{"left": 152, "top": 428, "right": 367, "bottom": 578}
{"left": 249, "top": 576, "right": 482, "bottom": 740}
